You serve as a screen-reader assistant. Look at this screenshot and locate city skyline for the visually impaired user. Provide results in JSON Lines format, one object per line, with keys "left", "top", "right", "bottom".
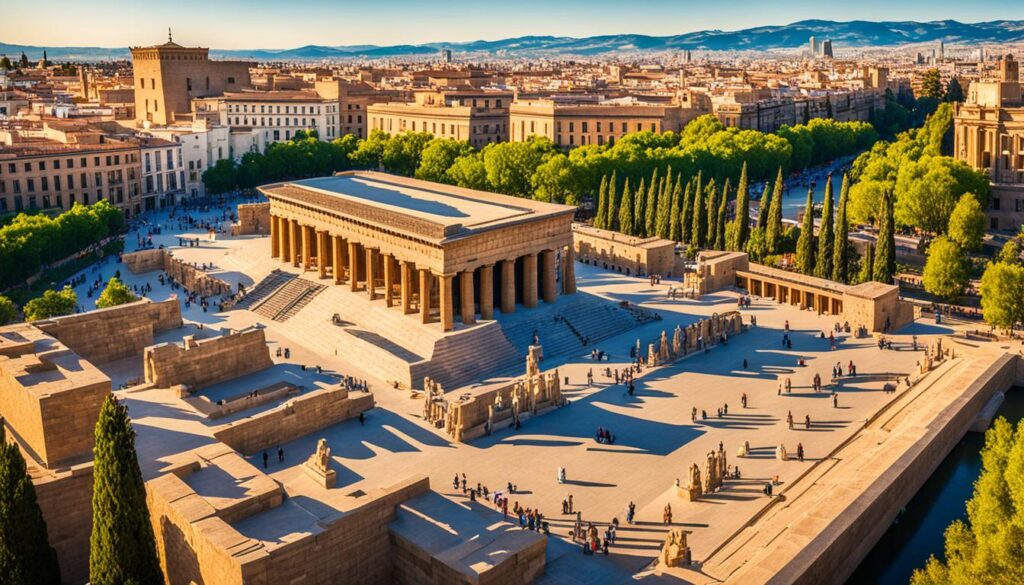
{"left": 2, "top": 0, "right": 1023, "bottom": 49}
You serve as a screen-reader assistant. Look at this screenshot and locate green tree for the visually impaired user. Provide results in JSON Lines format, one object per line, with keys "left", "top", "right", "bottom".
{"left": 911, "top": 418, "right": 1024, "bottom": 585}
{"left": 415, "top": 139, "right": 474, "bottom": 183}
{"left": 594, "top": 175, "right": 608, "bottom": 229}
{"left": 979, "top": 261, "right": 1024, "bottom": 331}
{"left": 756, "top": 183, "right": 771, "bottom": 228}
{"left": 668, "top": 176, "right": 683, "bottom": 242}
{"left": 857, "top": 243, "right": 875, "bottom": 284}
{"left": 691, "top": 177, "right": 707, "bottom": 247}
{"left": 714, "top": 180, "right": 729, "bottom": 250}
{"left": 0, "top": 427, "right": 60, "bottom": 585}
{"left": 873, "top": 191, "right": 896, "bottom": 283}
{"left": 922, "top": 236, "right": 968, "bottom": 300}
{"left": 947, "top": 192, "right": 986, "bottom": 251}
{"left": 815, "top": 175, "right": 835, "bottom": 279}
{"left": 832, "top": 173, "right": 851, "bottom": 283}
{"left": 644, "top": 168, "right": 659, "bottom": 238}
{"left": 96, "top": 277, "right": 138, "bottom": 309}
{"left": 655, "top": 168, "right": 673, "bottom": 238}
{"left": 633, "top": 178, "right": 646, "bottom": 237}
{"left": 445, "top": 153, "right": 489, "bottom": 190}
{"left": 796, "top": 189, "right": 816, "bottom": 275}
{"left": 921, "top": 69, "right": 945, "bottom": 101}
{"left": 0, "top": 295, "right": 16, "bottom": 325}
{"left": 23, "top": 287, "right": 77, "bottom": 321}
{"left": 201, "top": 159, "right": 238, "bottom": 195}
{"left": 530, "top": 153, "right": 578, "bottom": 204}
{"left": 765, "top": 167, "right": 785, "bottom": 253}
{"left": 996, "top": 239, "right": 1022, "bottom": 265}
{"left": 89, "top": 396, "right": 162, "bottom": 585}
{"left": 618, "top": 180, "right": 635, "bottom": 236}
{"left": 731, "top": 162, "right": 751, "bottom": 251}
{"left": 945, "top": 78, "right": 965, "bottom": 103}
{"left": 0, "top": 56, "right": 13, "bottom": 71}
{"left": 894, "top": 156, "right": 991, "bottom": 234}
{"left": 606, "top": 171, "right": 619, "bottom": 230}
{"left": 680, "top": 177, "right": 695, "bottom": 243}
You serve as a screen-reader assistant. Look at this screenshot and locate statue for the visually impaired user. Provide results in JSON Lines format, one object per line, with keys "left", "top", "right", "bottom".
{"left": 303, "top": 438, "right": 337, "bottom": 488}
{"left": 776, "top": 444, "right": 788, "bottom": 461}
{"left": 658, "top": 528, "right": 692, "bottom": 568}
{"left": 680, "top": 462, "right": 703, "bottom": 501}
{"left": 659, "top": 330, "right": 670, "bottom": 362}
{"left": 673, "top": 325, "right": 683, "bottom": 356}
{"left": 737, "top": 440, "right": 750, "bottom": 457}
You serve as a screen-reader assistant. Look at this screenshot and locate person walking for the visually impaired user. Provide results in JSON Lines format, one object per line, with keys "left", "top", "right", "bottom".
{"left": 262, "top": 451, "right": 269, "bottom": 469}
{"left": 797, "top": 442, "right": 805, "bottom": 462}
{"left": 277, "top": 446, "right": 284, "bottom": 463}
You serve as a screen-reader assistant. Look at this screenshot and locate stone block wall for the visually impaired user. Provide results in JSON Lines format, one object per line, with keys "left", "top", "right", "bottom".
{"left": 123, "top": 248, "right": 234, "bottom": 297}
{"left": 144, "top": 328, "right": 273, "bottom": 390}
{"left": 213, "top": 387, "right": 374, "bottom": 455}
{"left": 391, "top": 524, "right": 546, "bottom": 585}
{"left": 122, "top": 248, "right": 167, "bottom": 273}
{"left": 33, "top": 463, "right": 94, "bottom": 585}
{"left": 36, "top": 298, "right": 182, "bottom": 364}
{"left": 233, "top": 202, "right": 271, "bottom": 236}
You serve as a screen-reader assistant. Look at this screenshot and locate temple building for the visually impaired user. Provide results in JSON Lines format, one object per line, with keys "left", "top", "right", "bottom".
{"left": 259, "top": 172, "right": 577, "bottom": 332}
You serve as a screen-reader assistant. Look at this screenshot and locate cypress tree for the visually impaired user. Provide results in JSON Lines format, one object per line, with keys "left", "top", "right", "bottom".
{"left": 757, "top": 183, "right": 771, "bottom": 228}
{"left": 656, "top": 167, "right": 673, "bottom": 238}
{"left": 732, "top": 162, "right": 751, "bottom": 251}
{"left": 618, "top": 179, "right": 635, "bottom": 236}
{"left": 873, "top": 190, "right": 896, "bottom": 283}
{"left": 858, "top": 243, "right": 875, "bottom": 284}
{"left": 691, "top": 177, "right": 707, "bottom": 247}
{"left": 705, "top": 178, "right": 719, "bottom": 247}
{"left": 668, "top": 175, "right": 683, "bottom": 242}
{"left": 815, "top": 175, "right": 835, "bottom": 279}
{"left": 606, "top": 170, "right": 619, "bottom": 230}
{"left": 89, "top": 395, "right": 162, "bottom": 585}
{"left": 796, "top": 188, "right": 816, "bottom": 275}
{"left": 0, "top": 427, "right": 61, "bottom": 585}
{"left": 644, "top": 168, "right": 659, "bottom": 238}
{"left": 765, "top": 167, "right": 785, "bottom": 254}
{"left": 594, "top": 175, "right": 608, "bottom": 229}
{"left": 832, "top": 173, "right": 851, "bottom": 283}
{"left": 633, "top": 178, "right": 646, "bottom": 237}
{"left": 680, "top": 176, "right": 695, "bottom": 244}
{"left": 715, "top": 179, "right": 729, "bottom": 250}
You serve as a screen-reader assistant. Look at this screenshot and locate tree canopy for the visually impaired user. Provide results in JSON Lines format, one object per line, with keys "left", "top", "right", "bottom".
{"left": 979, "top": 260, "right": 1024, "bottom": 331}
{"left": 947, "top": 193, "right": 987, "bottom": 251}
{"left": 922, "top": 236, "right": 969, "bottom": 301}
{"left": 0, "top": 427, "right": 61, "bottom": 585}
{"left": 23, "top": 287, "right": 77, "bottom": 321}
{"left": 96, "top": 277, "right": 137, "bottom": 309}
{"left": 0, "top": 296, "right": 16, "bottom": 325}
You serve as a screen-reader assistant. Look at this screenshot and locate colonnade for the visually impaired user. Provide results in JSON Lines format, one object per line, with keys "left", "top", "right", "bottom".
{"left": 270, "top": 214, "right": 577, "bottom": 331}
{"left": 738, "top": 273, "right": 843, "bottom": 316}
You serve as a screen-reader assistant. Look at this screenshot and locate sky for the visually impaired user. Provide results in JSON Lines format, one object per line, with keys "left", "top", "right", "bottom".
{"left": 2, "top": 0, "right": 1022, "bottom": 49}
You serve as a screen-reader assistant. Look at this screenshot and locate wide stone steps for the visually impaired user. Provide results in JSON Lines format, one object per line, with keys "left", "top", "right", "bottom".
{"left": 250, "top": 278, "right": 326, "bottom": 322}
{"left": 414, "top": 323, "right": 524, "bottom": 390}
{"left": 234, "top": 270, "right": 294, "bottom": 310}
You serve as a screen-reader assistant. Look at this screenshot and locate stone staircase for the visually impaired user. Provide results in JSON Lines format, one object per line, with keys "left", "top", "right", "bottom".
{"left": 250, "top": 278, "right": 326, "bottom": 322}
{"left": 233, "top": 270, "right": 295, "bottom": 310}
{"left": 414, "top": 323, "right": 524, "bottom": 390}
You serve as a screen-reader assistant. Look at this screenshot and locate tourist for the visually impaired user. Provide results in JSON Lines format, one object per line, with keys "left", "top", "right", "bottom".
{"left": 797, "top": 443, "right": 804, "bottom": 462}
{"left": 743, "top": 358, "right": 748, "bottom": 369}
{"left": 787, "top": 411, "right": 794, "bottom": 429}
{"left": 832, "top": 393, "right": 838, "bottom": 408}
{"left": 262, "top": 451, "right": 269, "bottom": 469}
{"left": 741, "top": 393, "right": 748, "bottom": 408}
{"left": 805, "top": 415, "right": 811, "bottom": 429}
{"left": 784, "top": 320, "right": 790, "bottom": 332}
{"left": 277, "top": 446, "right": 284, "bottom": 463}
{"left": 627, "top": 501, "right": 636, "bottom": 524}
{"left": 663, "top": 503, "right": 673, "bottom": 525}
{"left": 453, "top": 474, "right": 460, "bottom": 490}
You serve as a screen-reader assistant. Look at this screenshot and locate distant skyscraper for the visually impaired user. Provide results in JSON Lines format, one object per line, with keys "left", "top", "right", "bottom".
{"left": 441, "top": 49, "right": 452, "bottom": 63}
{"left": 809, "top": 36, "right": 818, "bottom": 57}
{"left": 938, "top": 40, "right": 945, "bottom": 61}
{"left": 822, "top": 40, "right": 833, "bottom": 59}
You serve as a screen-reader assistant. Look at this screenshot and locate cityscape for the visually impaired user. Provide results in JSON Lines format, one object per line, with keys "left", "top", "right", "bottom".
{"left": 1, "top": 3, "right": 1023, "bottom": 584}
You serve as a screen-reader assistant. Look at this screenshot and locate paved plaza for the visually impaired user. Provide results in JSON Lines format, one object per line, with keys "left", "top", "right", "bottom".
{"left": 58, "top": 198, "right": 958, "bottom": 583}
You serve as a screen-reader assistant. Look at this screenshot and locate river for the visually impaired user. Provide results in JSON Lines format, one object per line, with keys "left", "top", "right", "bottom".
{"left": 847, "top": 388, "right": 1024, "bottom": 584}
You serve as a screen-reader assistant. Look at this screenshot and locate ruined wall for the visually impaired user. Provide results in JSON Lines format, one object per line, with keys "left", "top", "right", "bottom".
{"left": 34, "top": 463, "right": 94, "bottom": 585}
{"left": 573, "top": 226, "right": 678, "bottom": 277}
{"left": 123, "top": 248, "right": 233, "bottom": 297}
{"left": 122, "top": 248, "right": 167, "bottom": 273}
{"left": 233, "top": 202, "right": 271, "bottom": 236}
{"left": 36, "top": 298, "right": 182, "bottom": 364}
{"left": 213, "top": 387, "right": 374, "bottom": 455}
{"left": 390, "top": 527, "right": 547, "bottom": 585}
{"left": 144, "top": 328, "right": 273, "bottom": 390}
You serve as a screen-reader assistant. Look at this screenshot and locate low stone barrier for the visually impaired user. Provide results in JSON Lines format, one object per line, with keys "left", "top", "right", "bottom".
{"left": 122, "top": 248, "right": 233, "bottom": 297}
{"left": 143, "top": 327, "right": 273, "bottom": 390}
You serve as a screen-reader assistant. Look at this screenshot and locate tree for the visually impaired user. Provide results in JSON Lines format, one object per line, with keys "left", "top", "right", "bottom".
{"left": 922, "top": 237, "right": 969, "bottom": 301}
{"left": 668, "top": 176, "right": 683, "bottom": 242}
{"left": 857, "top": 243, "right": 875, "bottom": 284}
{"left": 815, "top": 175, "right": 835, "bottom": 279}
{"left": 947, "top": 193, "right": 986, "bottom": 251}
{"left": 765, "top": 167, "right": 785, "bottom": 253}
{"left": 756, "top": 183, "right": 771, "bottom": 228}
{"left": 23, "top": 287, "right": 77, "bottom": 321}
{"left": 680, "top": 177, "right": 695, "bottom": 243}
{"left": 714, "top": 179, "right": 729, "bottom": 250}
{"left": 832, "top": 174, "right": 851, "bottom": 283}
{"left": 0, "top": 296, "right": 16, "bottom": 325}
{"left": 655, "top": 168, "right": 673, "bottom": 238}
{"left": 644, "top": 168, "right": 659, "bottom": 238}
{"left": 894, "top": 156, "right": 991, "bottom": 234}
{"left": 979, "top": 261, "right": 1024, "bottom": 331}
{"left": 705, "top": 179, "right": 719, "bottom": 248}
{"left": 997, "top": 239, "right": 1022, "bottom": 265}
{"left": 606, "top": 171, "right": 619, "bottom": 230}
{"left": 0, "top": 427, "right": 61, "bottom": 585}
{"left": 89, "top": 396, "right": 162, "bottom": 585}
{"left": 873, "top": 191, "right": 896, "bottom": 283}
{"left": 96, "top": 277, "right": 137, "bottom": 309}
{"left": 796, "top": 189, "right": 816, "bottom": 275}
{"left": 633, "top": 178, "right": 646, "bottom": 237}
{"left": 201, "top": 159, "right": 238, "bottom": 195}
{"left": 415, "top": 139, "right": 474, "bottom": 184}
{"left": 911, "top": 418, "right": 1024, "bottom": 585}
{"left": 594, "top": 175, "right": 608, "bottom": 229}
{"left": 731, "top": 162, "right": 751, "bottom": 251}
{"left": 0, "top": 56, "right": 13, "bottom": 71}
{"left": 691, "top": 177, "right": 707, "bottom": 247}
{"left": 618, "top": 179, "right": 635, "bottom": 237}
{"left": 445, "top": 153, "right": 489, "bottom": 191}
{"left": 921, "top": 69, "right": 945, "bottom": 101}
{"left": 945, "top": 78, "right": 965, "bottom": 103}
{"left": 530, "top": 154, "right": 577, "bottom": 204}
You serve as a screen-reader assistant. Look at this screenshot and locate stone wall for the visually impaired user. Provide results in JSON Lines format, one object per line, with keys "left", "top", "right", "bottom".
{"left": 573, "top": 224, "right": 678, "bottom": 277}
{"left": 123, "top": 248, "right": 234, "bottom": 297}
{"left": 144, "top": 328, "right": 273, "bottom": 390}
{"left": 213, "top": 386, "right": 374, "bottom": 455}
{"left": 35, "top": 298, "right": 182, "bottom": 364}
{"left": 122, "top": 248, "right": 167, "bottom": 273}
{"left": 233, "top": 202, "right": 271, "bottom": 236}
{"left": 33, "top": 463, "right": 94, "bottom": 585}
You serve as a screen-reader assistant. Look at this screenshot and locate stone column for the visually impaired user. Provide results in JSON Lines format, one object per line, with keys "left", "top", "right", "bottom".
{"left": 500, "top": 259, "right": 516, "bottom": 314}
{"left": 317, "top": 231, "right": 328, "bottom": 279}
{"left": 401, "top": 261, "right": 414, "bottom": 314}
{"left": 479, "top": 264, "right": 494, "bottom": 320}
{"left": 419, "top": 269, "right": 433, "bottom": 324}
{"left": 562, "top": 245, "right": 577, "bottom": 294}
{"left": 440, "top": 274, "right": 454, "bottom": 332}
{"left": 270, "top": 215, "right": 280, "bottom": 258}
{"left": 348, "top": 241, "right": 359, "bottom": 292}
{"left": 522, "top": 253, "right": 538, "bottom": 308}
{"left": 279, "top": 217, "right": 290, "bottom": 263}
{"left": 541, "top": 250, "right": 557, "bottom": 303}
{"left": 301, "top": 225, "right": 313, "bottom": 271}
{"left": 460, "top": 269, "right": 475, "bottom": 325}
{"left": 289, "top": 219, "right": 300, "bottom": 268}
{"left": 383, "top": 254, "right": 395, "bottom": 307}
{"left": 332, "top": 235, "right": 344, "bottom": 285}
{"left": 366, "top": 248, "right": 378, "bottom": 300}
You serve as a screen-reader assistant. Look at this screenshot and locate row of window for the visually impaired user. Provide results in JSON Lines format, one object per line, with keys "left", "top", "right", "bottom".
{"left": 144, "top": 170, "right": 184, "bottom": 194}
{"left": 0, "top": 188, "right": 131, "bottom": 212}
{"left": 144, "top": 149, "right": 180, "bottom": 173}
{"left": 0, "top": 168, "right": 137, "bottom": 195}
{"left": 230, "top": 103, "right": 322, "bottom": 115}
{"left": 371, "top": 117, "right": 505, "bottom": 136}
{"left": 3, "top": 153, "right": 137, "bottom": 174}
{"left": 555, "top": 121, "right": 657, "bottom": 134}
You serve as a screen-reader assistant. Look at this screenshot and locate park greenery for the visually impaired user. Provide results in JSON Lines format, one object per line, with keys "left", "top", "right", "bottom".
{"left": 23, "top": 286, "right": 77, "bottom": 321}
{"left": 922, "top": 236, "right": 970, "bottom": 301}
{"left": 0, "top": 426, "right": 61, "bottom": 585}
{"left": 911, "top": 417, "right": 1024, "bottom": 585}
{"left": 95, "top": 277, "right": 137, "bottom": 309}
{"left": 0, "top": 295, "right": 16, "bottom": 325}
{"left": 0, "top": 200, "right": 125, "bottom": 290}
{"left": 89, "top": 395, "right": 163, "bottom": 585}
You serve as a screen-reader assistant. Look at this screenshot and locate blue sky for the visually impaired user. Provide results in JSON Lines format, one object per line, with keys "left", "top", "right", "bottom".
{"left": 3, "top": 0, "right": 1022, "bottom": 48}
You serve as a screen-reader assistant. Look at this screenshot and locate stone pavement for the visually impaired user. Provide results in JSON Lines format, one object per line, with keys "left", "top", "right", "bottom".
{"left": 100, "top": 200, "right": 949, "bottom": 584}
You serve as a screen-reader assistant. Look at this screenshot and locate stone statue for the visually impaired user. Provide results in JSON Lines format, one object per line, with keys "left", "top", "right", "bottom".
{"left": 659, "top": 330, "right": 670, "bottom": 362}
{"left": 658, "top": 529, "right": 691, "bottom": 568}
{"left": 737, "top": 440, "right": 750, "bottom": 457}
{"left": 303, "top": 438, "right": 337, "bottom": 488}
{"left": 777, "top": 444, "right": 788, "bottom": 461}
{"left": 311, "top": 438, "right": 331, "bottom": 472}
{"left": 673, "top": 325, "right": 683, "bottom": 356}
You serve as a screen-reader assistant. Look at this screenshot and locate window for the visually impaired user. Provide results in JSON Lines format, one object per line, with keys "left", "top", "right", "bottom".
{"left": 6, "top": 164, "right": 13, "bottom": 173}
{"left": 23, "top": 162, "right": 31, "bottom": 172}
{"left": 67, "top": 158, "right": 74, "bottom": 169}
{"left": 53, "top": 159, "right": 60, "bottom": 170}
{"left": 41, "top": 177, "right": 48, "bottom": 191}
{"left": 582, "top": 122, "right": 588, "bottom": 133}
{"left": 227, "top": 77, "right": 235, "bottom": 84}
{"left": 27, "top": 179, "right": 34, "bottom": 192}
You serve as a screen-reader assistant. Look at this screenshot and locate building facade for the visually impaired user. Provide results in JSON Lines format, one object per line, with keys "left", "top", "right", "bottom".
{"left": 367, "top": 90, "right": 512, "bottom": 148}
{"left": 139, "top": 137, "right": 185, "bottom": 210}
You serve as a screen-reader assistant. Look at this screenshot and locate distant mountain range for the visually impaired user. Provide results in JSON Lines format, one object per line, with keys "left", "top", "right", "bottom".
{"left": 3, "top": 19, "right": 1024, "bottom": 62}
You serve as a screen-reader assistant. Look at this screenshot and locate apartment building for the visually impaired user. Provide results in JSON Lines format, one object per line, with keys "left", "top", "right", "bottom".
{"left": 367, "top": 89, "right": 512, "bottom": 148}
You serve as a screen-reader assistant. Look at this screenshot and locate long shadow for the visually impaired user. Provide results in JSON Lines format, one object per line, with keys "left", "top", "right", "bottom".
{"left": 331, "top": 407, "right": 453, "bottom": 460}
{"left": 561, "top": 479, "right": 617, "bottom": 488}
